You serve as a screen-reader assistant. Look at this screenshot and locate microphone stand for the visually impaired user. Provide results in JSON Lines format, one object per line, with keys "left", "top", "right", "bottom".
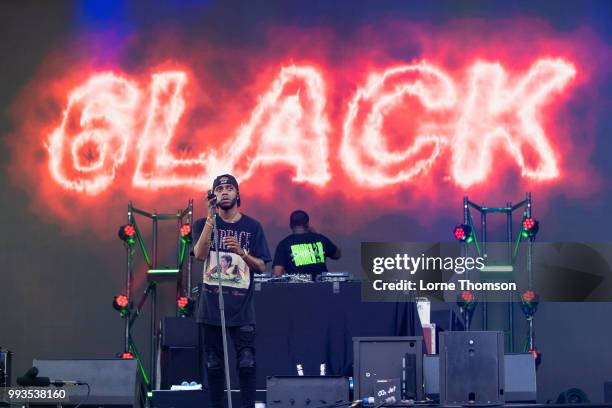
{"left": 212, "top": 208, "right": 233, "bottom": 408}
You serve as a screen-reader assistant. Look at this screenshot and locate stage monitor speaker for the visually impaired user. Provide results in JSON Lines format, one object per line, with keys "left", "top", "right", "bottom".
{"left": 353, "top": 336, "right": 424, "bottom": 401}
{"left": 266, "top": 376, "right": 349, "bottom": 407}
{"left": 439, "top": 331, "right": 504, "bottom": 405}
{"left": 0, "top": 349, "right": 11, "bottom": 387}
{"left": 33, "top": 358, "right": 143, "bottom": 408}
{"left": 425, "top": 353, "right": 536, "bottom": 402}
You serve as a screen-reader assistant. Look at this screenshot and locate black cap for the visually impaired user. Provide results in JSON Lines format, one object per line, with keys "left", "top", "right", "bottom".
{"left": 212, "top": 174, "right": 239, "bottom": 191}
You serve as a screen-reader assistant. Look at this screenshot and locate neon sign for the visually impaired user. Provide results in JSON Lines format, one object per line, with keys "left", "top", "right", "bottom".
{"left": 47, "top": 58, "right": 575, "bottom": 194}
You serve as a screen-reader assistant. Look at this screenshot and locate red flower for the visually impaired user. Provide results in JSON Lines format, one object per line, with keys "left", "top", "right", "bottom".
{"left": 461, "top": 290, "right": 475, "bottom": 302}
{"left": 522, "top": 290, "right": 536, "bottom": 302}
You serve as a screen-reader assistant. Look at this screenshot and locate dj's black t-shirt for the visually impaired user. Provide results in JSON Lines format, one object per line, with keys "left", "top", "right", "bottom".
{"left": 193, "top": 214, "right": 271, "bottom": 326}
{"left": 273, "top": 232, "right": 338, "bottom": 278}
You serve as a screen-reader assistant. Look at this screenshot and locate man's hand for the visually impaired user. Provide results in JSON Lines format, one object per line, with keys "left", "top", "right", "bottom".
{"left": 273, "top": 265, "right": 286, "bottom": 277}
{"left": 193, "top": 193, "right": 217, "bottom": 261}
{"left": 223, "top": 235, "right": 266, "bottom": 273}
{"left": 223, "top": 236, "right": 245, "bottom": 257}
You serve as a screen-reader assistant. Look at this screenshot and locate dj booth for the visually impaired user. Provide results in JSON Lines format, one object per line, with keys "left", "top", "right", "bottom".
{"left": 161, "top": 281, "right": 423, "bottom": 390}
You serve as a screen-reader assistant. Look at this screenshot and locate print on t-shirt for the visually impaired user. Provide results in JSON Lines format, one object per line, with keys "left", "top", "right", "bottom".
{"left": 204, "top": 250, "right": 250, "bottom": 290}
{"left": 193, "top": 214, "right": 271, "bottom": 326}
{"left": 290, "top": 242, "right": 325, "bottom": 266}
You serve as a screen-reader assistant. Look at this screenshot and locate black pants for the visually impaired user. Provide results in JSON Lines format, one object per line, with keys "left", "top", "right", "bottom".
{"left": 203, "top": 324, "right": 256, "bottom": 408}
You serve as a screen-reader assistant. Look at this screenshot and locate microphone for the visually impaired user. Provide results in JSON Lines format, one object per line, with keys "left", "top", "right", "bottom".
{"left": 207, "top": 190, "right": 218, "bottom": 207}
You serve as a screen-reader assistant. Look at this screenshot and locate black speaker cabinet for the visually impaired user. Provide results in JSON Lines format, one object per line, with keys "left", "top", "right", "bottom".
{"left": 160, "top": 317, "right": 202, "bottom": 390}
{"left": 439, "top": 331, "right": 504, "bottom": 405}
{"left": 425, "top": 352, "right": 535, "bottom": 402}
{"left": 33, "top": 358, "right": 143, "bottom": 408}
{"left": 353, "top": 336, "right": 424, "bottom": 401}
{"left": 266, "top": 376, "right": 349, "bottom": 407}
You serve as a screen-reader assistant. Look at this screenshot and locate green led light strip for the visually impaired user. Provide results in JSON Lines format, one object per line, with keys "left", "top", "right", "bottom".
{"left": 147, "top": 269, "right": 180, "bottom": 274}
{"left": 128, "top": 338, "right": 150, "bottom": 387}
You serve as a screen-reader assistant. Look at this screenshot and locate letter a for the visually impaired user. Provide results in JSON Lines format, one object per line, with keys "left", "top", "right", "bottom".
{"left": 225, "top": 65, "right": 331, "bottom": 185}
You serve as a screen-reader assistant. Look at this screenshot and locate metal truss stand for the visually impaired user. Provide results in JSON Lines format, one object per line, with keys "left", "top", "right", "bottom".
{"left": 459, "top": 192, "right": 536, "bottom": 352}
{"left": 119, "top": 200, "right": 194, "bottom": 392}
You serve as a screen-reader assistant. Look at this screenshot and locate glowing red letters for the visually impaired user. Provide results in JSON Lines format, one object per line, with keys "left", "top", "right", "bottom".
{"left": 48, "top": 59, "right": 575, "bottom": 194}
{"left": 49, "top": 73, "right": 141, "bottom": 194}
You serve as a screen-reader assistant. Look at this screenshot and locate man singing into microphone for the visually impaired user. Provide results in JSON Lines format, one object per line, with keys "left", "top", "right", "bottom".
{"left": 193, "top": 174, "right": 271, "bottom": 408}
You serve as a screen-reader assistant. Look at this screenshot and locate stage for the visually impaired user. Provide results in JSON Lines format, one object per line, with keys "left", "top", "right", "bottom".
{"left": 3, "top": 1, "right": 612, "bottom": 407}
